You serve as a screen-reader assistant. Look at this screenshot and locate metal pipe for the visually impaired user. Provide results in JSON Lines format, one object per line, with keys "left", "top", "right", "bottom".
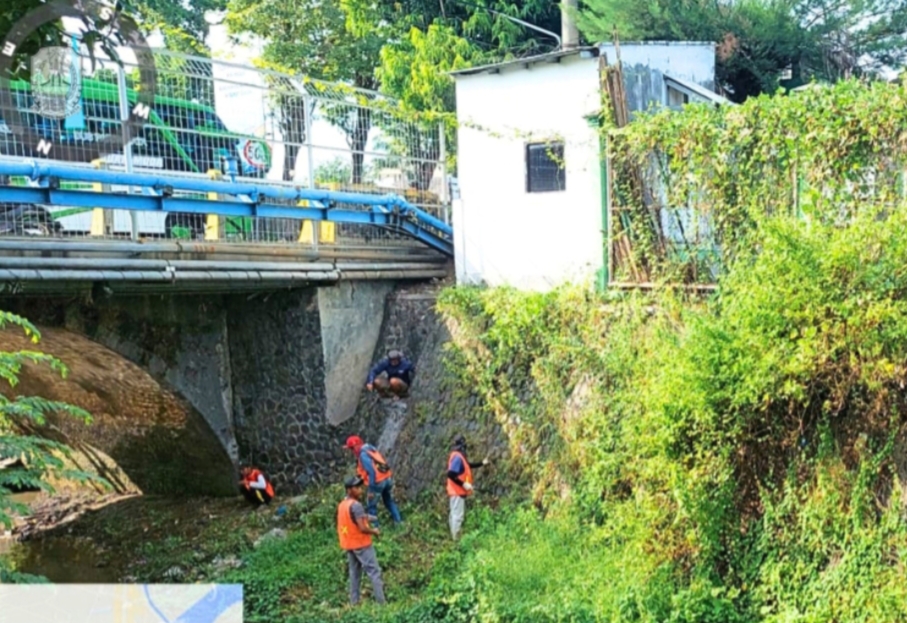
{"left": 0, "top": 161, "right": 453, "bottom": 236}
{"left": 0, "top": 267, "right": 448, "bottom": 281}
{"left": 333, "top": 262, "right": 451, "bottom": 271}
{"left": 0, "top": 257, "right": 337, "bottom": 272}
{"left": 389, "top": 197, "right": 451, "bottom": 233}
{"left": 0, "top": 257, "right": 450, "bottom": 273}
{"left": 339, "top": 270, "right": 449, "bottom": 280}
{"left": 0, "top": 269, "right": 340, "bottom": 281}
{"left": 0, "top": 239, "right": 446, "bottom": 261}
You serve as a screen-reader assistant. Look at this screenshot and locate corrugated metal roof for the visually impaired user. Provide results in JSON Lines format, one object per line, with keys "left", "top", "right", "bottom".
{"left": 664, "top": 74, "right": 734, "bottom": 105}
{"left": 449, "top": 47, "right": 599, "bottom": 78}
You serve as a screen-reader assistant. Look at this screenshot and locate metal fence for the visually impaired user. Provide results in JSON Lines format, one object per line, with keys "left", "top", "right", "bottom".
{"left": 0, "top": 46, "right": 450, "bottom": 251}
{"left": 606, "top": 140, "right": 907, "bottom": 286}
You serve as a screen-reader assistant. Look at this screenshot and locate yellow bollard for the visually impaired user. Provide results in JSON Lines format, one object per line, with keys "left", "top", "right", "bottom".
{"left": 297, "top": 200, "right": 315, "bottom": 244}
{"left": 319, "top": 220, "right": 335, "bottom": 243}
{"left": 89, "top": 159, "right": 108, "bottom": 236}
{"left": 205, "top": 169, "right": 222, "bottom": 240}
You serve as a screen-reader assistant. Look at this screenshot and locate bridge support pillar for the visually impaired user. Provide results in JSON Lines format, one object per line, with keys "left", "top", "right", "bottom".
{"left": 317, "top": 281, "right": 394, "bottom": 426}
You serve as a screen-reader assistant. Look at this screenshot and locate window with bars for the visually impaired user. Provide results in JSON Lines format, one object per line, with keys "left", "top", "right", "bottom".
{"left": 526, "top": 141, "right": 565, "bottom": 193}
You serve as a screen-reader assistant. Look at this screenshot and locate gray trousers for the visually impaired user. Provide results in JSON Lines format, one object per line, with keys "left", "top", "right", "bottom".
{"left": 347, "top": 545, "right": 386, "bottom": 605}
{"left": 449, "top": 495, "right": 466, "bottom": 539}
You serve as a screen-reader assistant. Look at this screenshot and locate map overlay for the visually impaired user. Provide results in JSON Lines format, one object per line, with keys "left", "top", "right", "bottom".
{"left": 0, "top": 584, "right": 243, "bottom": 623}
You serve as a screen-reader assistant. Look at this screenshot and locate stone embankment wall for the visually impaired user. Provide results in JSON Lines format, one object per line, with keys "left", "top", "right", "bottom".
{"left": 339, "top": 284, "right": 509, "bottom": 503}
{"left": 0, "top": 275, "right": 509, "bottom": 501}
{"left": 0, "top": 280, "right": 459, "bottom": 497}
{"left": 0, "top": 290, "right": 356, "bottom": 495}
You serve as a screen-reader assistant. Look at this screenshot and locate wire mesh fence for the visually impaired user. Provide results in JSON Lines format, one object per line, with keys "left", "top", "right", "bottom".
{"left": 606, "top": 137, "right": 907, "bottom": 286}
{"left": 0, "top": 45, "right": 450, "bottom": 250}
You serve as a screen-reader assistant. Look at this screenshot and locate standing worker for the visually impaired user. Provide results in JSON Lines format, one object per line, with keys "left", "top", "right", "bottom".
{"left": 345, "top": 435, "right": 403, "bottom": 527}
{"left": 447, "top": 434, "right": 489, "bottom": 540}
{"left": 366, "top": 350, "right": 414, "bottom": 399}
{"left": 337, "top": 476, "right": 386, "bottom": 606}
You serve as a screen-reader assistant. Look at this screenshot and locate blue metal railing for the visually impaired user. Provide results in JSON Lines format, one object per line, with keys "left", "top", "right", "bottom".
{"left": 0, "top": 161, "right": 453, "bottom": 256}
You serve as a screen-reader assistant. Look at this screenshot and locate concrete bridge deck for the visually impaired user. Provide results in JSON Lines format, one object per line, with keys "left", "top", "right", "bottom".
{"left": 0, "top": 238, "right": 449, "bottom": 295}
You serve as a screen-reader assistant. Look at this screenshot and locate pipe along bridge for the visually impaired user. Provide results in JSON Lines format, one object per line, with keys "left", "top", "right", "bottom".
{"left": 0, "top": 161, "right": 452, "bottom": 294}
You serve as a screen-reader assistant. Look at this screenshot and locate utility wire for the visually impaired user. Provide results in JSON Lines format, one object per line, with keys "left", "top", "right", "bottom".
{"left": 444, "top": 0, "right": 563, "bottom": 49}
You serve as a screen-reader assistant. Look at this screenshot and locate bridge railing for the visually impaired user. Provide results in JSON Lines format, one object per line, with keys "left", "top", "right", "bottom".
{"left": 0, "top": 160, "right": 453, "bottom": 257}
{"left": 0, "top": 48, "right": 451, "bottom": 253}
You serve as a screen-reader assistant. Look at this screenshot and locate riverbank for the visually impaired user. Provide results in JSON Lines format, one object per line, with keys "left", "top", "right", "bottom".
{"left": 2, "top": 486, "right": 468, "bottom": 621}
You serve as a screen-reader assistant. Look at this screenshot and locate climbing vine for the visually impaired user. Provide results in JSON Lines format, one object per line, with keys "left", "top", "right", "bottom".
{"left": 607, "top": 78, "right": 907, "bottom": 284}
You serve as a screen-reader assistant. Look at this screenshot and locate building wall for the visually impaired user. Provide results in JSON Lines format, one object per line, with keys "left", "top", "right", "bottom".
{"left": 598, "top": 42, "right": 716, "bottom": 114}
{"left": 454, "top": 56, "right": 605, "bottom": 291}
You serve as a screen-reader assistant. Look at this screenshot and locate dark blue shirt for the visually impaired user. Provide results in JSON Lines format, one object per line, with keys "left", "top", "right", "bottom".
{"left": 449, "top": 454, "right": 465, "bottom": 475}
{"left": 367, "top": 357, "right": 414, "bottom": 384}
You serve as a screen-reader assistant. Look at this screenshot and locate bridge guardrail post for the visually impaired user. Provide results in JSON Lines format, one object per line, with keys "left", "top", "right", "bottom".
{"left": 297, "top": 199, "right": 316, "bottom": 247}
{"left": 439, "top": 121, "right": 450, "bottom": 225}
{"left": 205, "top": 169, "right": 224, "bottom": 241}
{"left": 89, "top": 159, "right": 113, "bottom": 237}
{"left": 319, "top": 183, "right": 337, "bottom": 245}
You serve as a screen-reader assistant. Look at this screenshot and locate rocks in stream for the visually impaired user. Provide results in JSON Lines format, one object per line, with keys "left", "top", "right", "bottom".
{"left": 253, "top": 528, "right": 287, "bottom": 548}
{"left": 211, "top": 555, "right": 243, "bottom": 572}
{"left": 163, "top": 566, "right": 185, "bottom": 580}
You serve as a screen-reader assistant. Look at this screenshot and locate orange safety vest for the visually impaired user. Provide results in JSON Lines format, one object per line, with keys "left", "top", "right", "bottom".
{"left": 337, "top": 497, "right": 372, "bottom": 551}
{"left": 356, "top": 447, "right": 393, "bottom": 486}
{"left": 243, "top": 469, "right": 275, "bottom": 499}
{"left": 446, "top": 450, "right": 473, "bottom": 497}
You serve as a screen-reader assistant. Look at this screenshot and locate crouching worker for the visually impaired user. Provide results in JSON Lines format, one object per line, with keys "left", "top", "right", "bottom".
{"left": 239, "top": 466, "right": 274, "bottom": 506}
{"left": 366, "top": 350, "right": 414, "bottom": 399}
{"left": 338, "top": 476, "right": 386, "bottom": 606}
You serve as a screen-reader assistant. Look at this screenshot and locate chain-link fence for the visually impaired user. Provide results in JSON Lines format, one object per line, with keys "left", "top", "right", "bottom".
{"left": 0, "top": 46, "right": 450, "bottom": 250}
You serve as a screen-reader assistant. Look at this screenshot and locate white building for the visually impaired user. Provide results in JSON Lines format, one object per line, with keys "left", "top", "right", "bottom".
{"left": 451, "top": 42, "right": 730, "bottom": 291}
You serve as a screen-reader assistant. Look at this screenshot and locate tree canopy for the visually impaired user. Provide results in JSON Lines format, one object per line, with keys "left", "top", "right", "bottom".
{"left": 578, "top": 0, "right": 907, "bottom": 101}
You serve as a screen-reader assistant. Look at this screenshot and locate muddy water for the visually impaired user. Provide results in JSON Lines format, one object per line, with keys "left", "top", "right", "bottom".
{"left": 2, "top": 536, "right": 120, "bottom": 582}
{"left": 1, "top": 493, "right": 250, "bottom": 583}
{"left": 1, "top": 492, "right": 120, "bottom": 582}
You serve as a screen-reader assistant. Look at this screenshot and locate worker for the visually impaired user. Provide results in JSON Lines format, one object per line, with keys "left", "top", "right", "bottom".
{"left": 447, "top": 434, "right": 489, "bottom": 540}
{"left": 239, "top": 466, "right": 275, "bottom": 506}
{"left": 366, "top": 349, "right": 414, "bottom": 399}
{"left": 345, "top": 435, "right": 403, "bottom": 527}
{"left": 337, "top": 475, "right": 386, "bottom": 606}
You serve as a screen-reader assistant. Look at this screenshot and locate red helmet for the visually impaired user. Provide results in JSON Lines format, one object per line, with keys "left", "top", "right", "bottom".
{"left": 345, "top": 435, "right": 364, "bottom": 450}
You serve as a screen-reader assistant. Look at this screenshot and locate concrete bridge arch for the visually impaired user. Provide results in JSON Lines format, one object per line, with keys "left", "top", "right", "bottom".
{"left": 0, "top": 280, "right": 411, "bottom": 496}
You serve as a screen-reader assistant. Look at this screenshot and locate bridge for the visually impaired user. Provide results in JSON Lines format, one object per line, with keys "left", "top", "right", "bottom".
{"left": 0, "top": 49, "right": 454, "bottom": 294}
{"left": 0, "top": 159, "right": 452, "bottom": 295}
{"left": 0, "top": 49, "right": 455, "bottom": 496}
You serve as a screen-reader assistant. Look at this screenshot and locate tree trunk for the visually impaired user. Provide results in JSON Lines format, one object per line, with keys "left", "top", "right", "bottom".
{"left": 350, "top": 106, "right": 370, "bottom": 185}
{"left": 276, "top": 91, "right": 307, "bottom": 182}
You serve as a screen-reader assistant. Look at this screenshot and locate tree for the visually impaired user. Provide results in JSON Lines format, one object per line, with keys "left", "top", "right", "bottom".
{"left": 578, "top": 0, "right": 907, "bottom": 101}
{"left": 1, "top": 1, "right": 137, "bottom": 79}
{"left": 123, "top": 0, "right": 227, "bottom": 55}
{"left": 339, "top": 0, "right": 564, "bottom": 173}
{"left": 226, "top": 0, "right": 384, "bottom": 182}
{"left": 0, "top": 312, "right": 96, "bottom": 529}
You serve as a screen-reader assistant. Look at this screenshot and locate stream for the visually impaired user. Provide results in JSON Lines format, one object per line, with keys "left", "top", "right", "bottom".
{"left": 1, "top": 492, "right": 122, "bottom": 582}
{"left": 2, "top": 490, "right": 261, "bottom": 584}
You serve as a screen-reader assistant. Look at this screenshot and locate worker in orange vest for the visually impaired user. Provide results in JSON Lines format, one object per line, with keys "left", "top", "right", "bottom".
{"left": 337, "top": 475, "right": 386, "bottom": 606}
{"left": 239, "top": 466, "right": 275, "bottom": 506}
{"left": 446, "top": 434, "right": 489, "bottom": 539}
{"left": 345, "top": 435, "right": 402, "bottom": 527}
